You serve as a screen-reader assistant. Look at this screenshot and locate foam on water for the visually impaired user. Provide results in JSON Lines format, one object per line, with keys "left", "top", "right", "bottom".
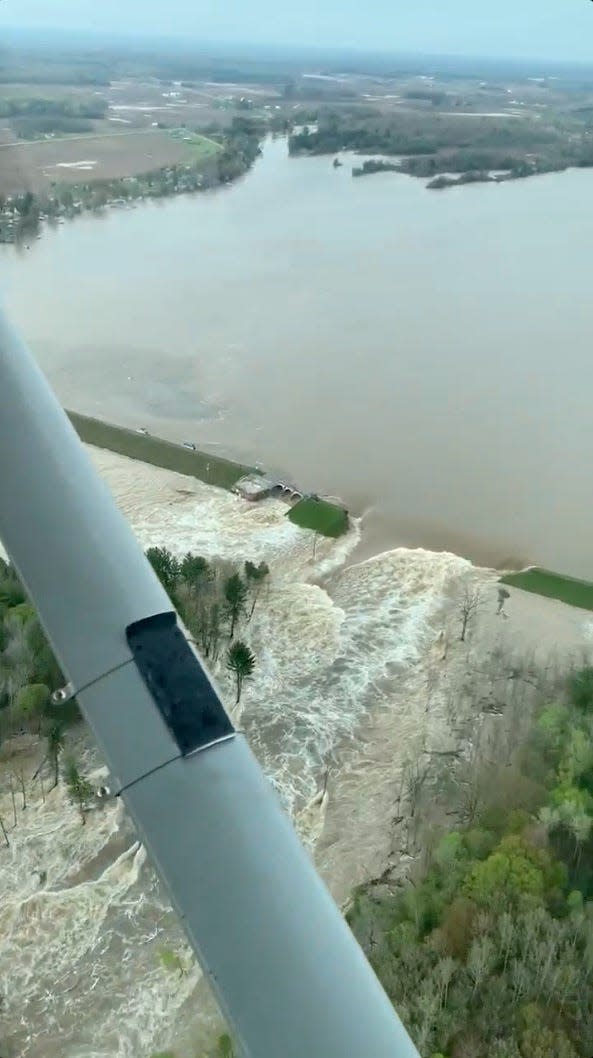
{"left": 0, "top": 451, "right": 471, "bottom": 1057}
{"left": 86, "top": 448, "right": 359, "bottom": 585}
{"left": 245, "top": 545, "right": 472, "bottom": 813}
{"left": 0, "top": 754, "right": 201, "bottom": 1058}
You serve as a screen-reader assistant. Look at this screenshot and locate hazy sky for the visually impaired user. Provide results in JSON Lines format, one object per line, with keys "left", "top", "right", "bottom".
{"left": 2, "top": 0, "right": 593, "bottom": 61}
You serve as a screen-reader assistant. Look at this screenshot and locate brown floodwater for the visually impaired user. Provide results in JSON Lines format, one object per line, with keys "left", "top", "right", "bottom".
{"left": 2, "top": 137, "right": 593, "bottom": 576}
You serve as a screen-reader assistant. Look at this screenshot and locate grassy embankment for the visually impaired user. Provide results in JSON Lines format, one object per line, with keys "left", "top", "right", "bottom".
{"left": 288, "top": 497, "right": 349, "bottom": 537}
{"left": 68, "top": 412, "right": 350, "bottom": 538}
{"left": 501, "top": 568, "right": 593, "bottom": 611}
{"left": 67, "top": 411, "right": 251, "bottom": 491}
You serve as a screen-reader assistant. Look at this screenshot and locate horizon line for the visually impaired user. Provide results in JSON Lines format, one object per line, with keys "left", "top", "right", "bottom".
{"left": 1, "top": 23, "right": 593, "bottom": 70}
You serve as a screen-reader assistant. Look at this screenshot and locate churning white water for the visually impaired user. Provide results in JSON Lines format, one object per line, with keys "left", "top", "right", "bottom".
{"left": 0, "top": 449, "right": 477, "bottom": 1057}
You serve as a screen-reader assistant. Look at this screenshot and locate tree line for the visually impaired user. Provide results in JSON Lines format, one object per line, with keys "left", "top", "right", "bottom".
{"left": 0, "top": 96, "right": 107, "bottom": 119}
{"left": 288, "top": 107, "right": 593, "bottom": 185}
{"left": 348, "top": 663, "right": 593, "bottom": 1058}
{"left": 146, "top": 546, "right": 267, "bottom": 705}
{"left": 0, "top": 94, "right": 108, "bottom": 139}
{"left": 0, "top": 558, "right": 92, "bottom": 834}
{"left": 0, "top": 547, "right": 268, "bottom": 837}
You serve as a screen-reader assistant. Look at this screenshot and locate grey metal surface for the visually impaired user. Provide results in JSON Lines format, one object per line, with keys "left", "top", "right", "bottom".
{"left": 0, "top": 310, "right": 420, "bottom": 1058}
{"left": 74, "top": 661, "right": 181, "bottom": 791}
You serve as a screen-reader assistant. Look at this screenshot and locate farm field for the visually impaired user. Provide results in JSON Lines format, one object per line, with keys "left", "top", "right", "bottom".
{"left": 0, "top": 129, "right": 205, "bottom": 193}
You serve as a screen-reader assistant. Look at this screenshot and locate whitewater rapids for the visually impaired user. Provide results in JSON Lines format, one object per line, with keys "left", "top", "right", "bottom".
{"left": 1, "top": 448, "right": 591, "bottom": 1058}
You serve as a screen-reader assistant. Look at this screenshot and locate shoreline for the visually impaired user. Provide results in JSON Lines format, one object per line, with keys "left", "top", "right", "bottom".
{"left": 71, "top": 411, "right": 593, "bottom": 608}
{"left": 3, "top": 403, "right": 588, "bottom": 606}
{"left": 5, "top": 126, "right": 587, "bottom": 252}
{"left": 0, "top": 127, "right": 261, "bottom": 246}
{"left": 290, "top": 142, "right": 586, "bottom": 191}
{"left": 349, "top": 156, "right": 574, "bottom": 190}
{"left": 4, "top": 143, "right": 593, "bottom": 585}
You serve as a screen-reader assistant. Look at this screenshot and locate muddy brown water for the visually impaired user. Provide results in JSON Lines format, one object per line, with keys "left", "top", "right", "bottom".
{"left": 2, "top": 137, "right": 593, "bottom": 576}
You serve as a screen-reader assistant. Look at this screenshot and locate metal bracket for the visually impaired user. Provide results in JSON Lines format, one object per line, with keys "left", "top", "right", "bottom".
{"left": 51, "top": 681, "right": 76, "bottom": 704}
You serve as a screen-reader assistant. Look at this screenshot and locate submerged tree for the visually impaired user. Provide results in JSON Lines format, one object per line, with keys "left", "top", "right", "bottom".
{"left": 180, "top": 552, "right": 210, "bottom": 587}
{"left": 46, "top": 720, "right": 65, "bottom": 790}
{"left": 158, "top": 946, "right": 186, "bottom": 977}
{"left": 146, "top": 546, "right": 180, "bottom": 596}
{"left": 245, "top": 560, "right": 270, "bottom": 620}
{"left": 197, "top": 598, "right": 224, "bottom": 663}
{"left": 459, "top": 585, "right": 481, "bottom": 642}
{"left": 224, "top": 574, "right": 248, "bottom": 639}
{"left": 497, "top": 586, "right": 510, "bottom": 615}
{"left": 63, "top": 756, "right": 94, "bottom": 824}
{"left": 226, "top": 641, "right": 256, "bottom": 704}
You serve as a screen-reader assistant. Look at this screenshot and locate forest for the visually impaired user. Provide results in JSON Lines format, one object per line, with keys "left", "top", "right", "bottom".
{"left": 289, "top": 107, "right": 593, "bottom": 183}
{"left": 0, "top": 94, "right": 108, "bottom": 137}
{"left": 348, "top": 665, "right": 593, "bottom": 1057}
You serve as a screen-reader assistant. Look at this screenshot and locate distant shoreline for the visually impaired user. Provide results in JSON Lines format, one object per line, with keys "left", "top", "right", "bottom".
{"left": 0, "top": 127, "right": 261, "bottom": 246}
{"left": 350, "top": 155, "right": 573, "bottom": 189}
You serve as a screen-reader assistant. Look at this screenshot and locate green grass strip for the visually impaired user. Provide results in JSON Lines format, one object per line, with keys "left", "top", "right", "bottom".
{"left": 288, "top": 496, "right": 349, "bottom": 538}
{"left": 68, "top": 411, "right": 251, "bottom": 491}
{"left": 500, "top": 567, "right": 593, "bottom": 611}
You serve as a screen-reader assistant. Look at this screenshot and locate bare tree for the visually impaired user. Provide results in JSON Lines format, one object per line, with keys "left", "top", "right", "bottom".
{"left": 14, "top": 766, "right": 26, "bottom": 810}
{"left": 449, "top": 724, "right": 485, "bottom": 824}
{"left": 424, "top": 667, "right": 439, "bottom": 714}
{"left": 226, "top": 641, "right": 256, "bottom": 704}
{"left": 459, "top": 585, "right": 481, "bottom": 642}
{"left": 63, "top": 756, "right": 94, "bottom": 825}
{"left": 399, "top": 753, "right": 428, "bottom": 813}
{"left": 9, "top": 775, "right": 17, "bottom": 826}
{"left": 400, "top": 750, "right": 430, "bottom": 849}
{"left": 244, "top": 561, "right": 270, "bottom": 621}
{"left": 0, "top": 814, "right": 9, "bottom": 847}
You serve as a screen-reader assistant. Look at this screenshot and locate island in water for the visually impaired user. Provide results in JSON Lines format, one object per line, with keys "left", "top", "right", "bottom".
{"left": 4, "top": 42, "right": 593, "bottom": 243}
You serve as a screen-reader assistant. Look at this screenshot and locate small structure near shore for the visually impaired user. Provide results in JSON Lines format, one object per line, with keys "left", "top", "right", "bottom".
{"left": 270, "top": 480, "right": 303, "bottom": 502}
{"left": 67, "top": 410, "right": 349, "bottom": 538}
{"left": 233, "top": 474, "right": 305, "bottom": 504}
{"left": 233, "top": 476, "right": 348, "bottom": 537}
{"left": 233, "top": 473, "right": 277, "bottom": 502}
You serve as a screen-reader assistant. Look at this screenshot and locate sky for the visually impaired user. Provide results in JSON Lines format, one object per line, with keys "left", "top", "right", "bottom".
{"left": 2, "top": 0, "right": 593, "bottom": 62}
